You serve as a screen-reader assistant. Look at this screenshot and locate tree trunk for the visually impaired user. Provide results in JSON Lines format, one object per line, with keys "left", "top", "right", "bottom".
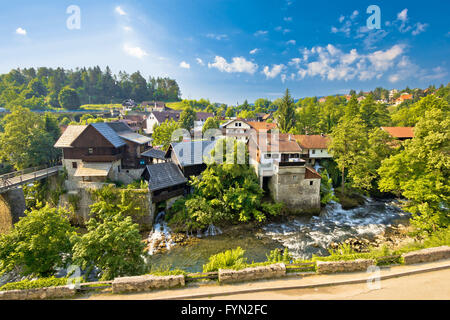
{"left": 341, "top": 166, "right": 345, "bottom": 194}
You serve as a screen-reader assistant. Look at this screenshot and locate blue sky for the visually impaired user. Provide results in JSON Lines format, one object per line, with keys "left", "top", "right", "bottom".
{"left": 0, "top": 0, "right": 449, "bottom": 104}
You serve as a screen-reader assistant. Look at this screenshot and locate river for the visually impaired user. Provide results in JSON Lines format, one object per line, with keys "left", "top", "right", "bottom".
{"left": 147, "top": 198, "right": 411, "bottom": 273}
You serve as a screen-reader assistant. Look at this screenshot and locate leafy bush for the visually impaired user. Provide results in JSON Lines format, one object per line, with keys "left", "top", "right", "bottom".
{"left": 266, "top": 248, "right": 293, "bottom": 263}
{"left": 0, "top": 277, "right": 69, "bottom": 291}
{"left": 0, "top": 205, "right": 76, "bottom": 277}
{"left": 203, "top": 247, "right": 247, "bottom": 272}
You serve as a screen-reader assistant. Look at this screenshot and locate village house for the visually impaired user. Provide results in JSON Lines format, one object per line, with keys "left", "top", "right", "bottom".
{"left": 54, "top": 122, "right": 152, "bottom": 187}
{"left": 294, "top": 134, "right": 332, "bottom": 165}
{"left": 221, "top": 119, "right": 277, "bottom": 143}
{"left": 394, "top": 93, "right": 413, "bottom": 106}
{"left": 141, "top": 148, "right": 167, "bottom": 164}
{"left": 381, "top": 127, "right": 415, "bottom": 141}
{"left": 142, "top": 162, "right": 187, "bottom": 218}
{"left": 248, "top": 133, "right": 321, "bottom": 212}
{"left": 145, "top": 110, "right": 182, "bottom": 135}
{"left": 165, "top": 140, "right": 218, "bottom": 178}
{"left": 193, "top": 112, "right": 215, "bottom": 134}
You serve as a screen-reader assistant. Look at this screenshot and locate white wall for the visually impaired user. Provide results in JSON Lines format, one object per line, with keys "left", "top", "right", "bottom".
{"left": 309, "top": 148, "right": 332, "bottom": 158}
{"left": 146, "top": 114, "right": 160, "bottom": 135}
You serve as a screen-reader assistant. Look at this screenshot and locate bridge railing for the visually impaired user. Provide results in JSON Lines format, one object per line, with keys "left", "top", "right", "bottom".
{"left": 0, "top": 162, "right": 61, "bottom": 181}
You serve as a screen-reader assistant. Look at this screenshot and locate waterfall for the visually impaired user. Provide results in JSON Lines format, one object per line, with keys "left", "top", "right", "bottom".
{"left": 146, "top": 211, "right": 175, "bottom": 255}
{"left": 204, "top": 224, "right": 223, "bottom": 237}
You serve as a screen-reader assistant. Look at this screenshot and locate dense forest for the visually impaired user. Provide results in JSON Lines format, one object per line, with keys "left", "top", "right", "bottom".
{"left": 0, "top": 67, "right": 181, "bottom": 110}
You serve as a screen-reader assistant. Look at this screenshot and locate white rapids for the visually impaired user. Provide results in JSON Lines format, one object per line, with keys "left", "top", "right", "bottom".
{"left": 147, "top": 211, "right": 175, "bottom": 255}
{"left": 263, "top": 199, "right": 410, "bottom": 260}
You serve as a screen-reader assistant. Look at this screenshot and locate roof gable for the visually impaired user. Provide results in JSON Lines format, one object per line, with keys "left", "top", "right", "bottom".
{"left": 54, "top": 125, "right": 88, "bottom": 148}
{"left": 145, "top": 163, "right": 187, "bottom": 191}
{"left": 170, "top": 140, "right": 217, "bottom": 166}
{"left": 294, "top": 135, "right": 330, "bottom": 149}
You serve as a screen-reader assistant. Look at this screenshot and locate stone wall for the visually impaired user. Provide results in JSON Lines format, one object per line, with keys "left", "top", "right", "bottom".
{"left": 0, "top": 286, "right": 76, "bottom": 300}
{"left": 268, "top": 166, "right": 320, "bottom": 213}
{"left": 0, "top": 188, "right": 26, "bottom": 234}
{"left": 316, "top": 259, "right": 375, "bottom": 274}
{"left": 402, "top": 246, "right": 450, "bottom": 265}
{"left": 112, "top": 274, "right": 185, "bottom": 293}
{"left": 218, "top": 263, "right": 286, "bottom": 283}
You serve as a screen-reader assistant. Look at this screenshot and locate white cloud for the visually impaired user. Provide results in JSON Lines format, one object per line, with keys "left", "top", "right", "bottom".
{"left": 412, "top": 22, "right": 428, "bottom": 35}
{"left": 254, "top": 30, "right": 268, "bottom": 36}
{"left": 249, "top": 48, "right": 259, "bottom": 55}
{"left": 289, "top": 58, "right": 301, "bottom": 66}
{"left": 281, "top": 74, "right": 287, "bottom": 83}
{"left": 286, "top": 40, "right": 296, "bottom": 45}
{"left": 263, "top": 64, "right": 285, "bottom": 79}
{"left": 123, "top": 26, "right": 132, "bottom": 32}
{"left": 291, "top": 44, "right": 409, "bottom": 82}
{"left": 196, "top": 58, "right": 205, "bottom": 66}
{"left": 397, "top": 9, "right": 408, "bottom": 22}
{"left": 367, "top": 44, "right": 404, "bottom": 71}
{"left": 179, "top": 61, "right": 190, "bottom": 69}
{"left": 208, "top": 56, "right": 258, "bottom": 74}
{"left": 123, "top": 44, "right": 148, "bottom": 59}
{"left": 284, "top": 17, "right": 293, "bottom": 22}
{"left": 115, "top": 6, "right": 127, "bottom": 16}
{"left": 206, "top": 33, "right": 228, "bottom": 40}
{"left": 339, "top": 15, "right": 345, "bottom": 23}
{"left": 351, "top": 10, "right": 359, "bottom": 19}
{"left": 15, "top": 27, "right": 27, "bottom": 35}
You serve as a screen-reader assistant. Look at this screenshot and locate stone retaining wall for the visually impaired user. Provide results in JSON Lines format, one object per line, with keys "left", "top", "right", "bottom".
{"left": 402, "top": 246, "right": 450, "bottom": 265}
{"left": 0, "top": 286, "right": 76, "bottom": 300}
{"left": 316, "top": 259, "right": 375, "bottom": 274}
{"left": 112, "top": 274, "right": 185, "bottom": 293}
{"left": 218, "top": 263, "right": 286, "bottom": 283}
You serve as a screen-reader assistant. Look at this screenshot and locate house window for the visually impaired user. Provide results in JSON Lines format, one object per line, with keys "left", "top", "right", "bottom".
{"left": 293, "top": 175, "right": 297, "bottom": 180}
{"left": 72, "top": 162, "right": 77, "bottom": 169}
{"left": 88, "top": 148, "right": 93, "bottom": 154}
{"left": 312, "top": 150, "right": 315, "bottom": 154}
{"left": 264, "top": 154, "right": 272, "bottom": 159}
{"left": 310, "top": 181, "right": 314, "bottom": 186}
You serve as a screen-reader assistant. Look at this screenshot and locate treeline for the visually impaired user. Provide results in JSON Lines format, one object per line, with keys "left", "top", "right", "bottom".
{"left": 0, "top": 66, "right": 181, "bottom": 110}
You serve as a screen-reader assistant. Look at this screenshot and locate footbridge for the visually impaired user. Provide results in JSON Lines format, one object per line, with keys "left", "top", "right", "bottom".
{"left": 0, "top": 165, "right": 63, "bottom": 193}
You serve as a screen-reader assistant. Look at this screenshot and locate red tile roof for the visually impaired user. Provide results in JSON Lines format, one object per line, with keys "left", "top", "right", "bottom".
{"left": 252, "top": 133, "right": 302, "bottom": 153}
{"left": 247, "top": 121, "right": 278, "bottom": 132}
{"left": 305, "top": 167, "right": 321, "bottom": 179}
{"left": 294, "top": 135, "right": 330, "bottom": 149}
{"left": 381, "top": 127, "right": 415, "bottom": 139}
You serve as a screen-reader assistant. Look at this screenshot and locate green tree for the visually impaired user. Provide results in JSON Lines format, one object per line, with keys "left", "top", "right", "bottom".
{"left": 320, "top": 169, "right": 338, "bottom": 204}
{"left": 348, "top": 128, "right": 394, "bottom": 192}
{"left": 152, "top": 119, "right": 181, "bottom": 150}
{"left": 202, "top": 117, "right": 219, "bottom": 134}
{"left": 180, "top": 105, "right": 196, "bottom": 131}
{"left": 225, "top": 107, "right": 235, "bottom": 118}
{"left": 329, "top": 117, "right": 368, "bottom": 194}
{"left": 0, "top": 107, "right": 60, "bottom": 169}
{"left": 72, "top": 204, "right": 146, "bottom": 280}
{"left": 58, "top": 86, "right": 80, "bottom": 110}
{"left": 0, "top": 205, "right": 75, "bottom": 277}
{"left": 275, "top": 89, "right": 296, "bottom": 133}
{"left": 378, "top": 108, "right": 449, "bottom": 234}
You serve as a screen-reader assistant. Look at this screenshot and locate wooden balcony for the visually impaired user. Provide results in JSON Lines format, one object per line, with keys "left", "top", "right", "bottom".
{"left": 81, "top": 154, "right": 123, "bottom": 162}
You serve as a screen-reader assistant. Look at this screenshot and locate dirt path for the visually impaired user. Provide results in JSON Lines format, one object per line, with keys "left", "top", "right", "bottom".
{"left": 79, "top": 259, "right": 450, "bottom": 300}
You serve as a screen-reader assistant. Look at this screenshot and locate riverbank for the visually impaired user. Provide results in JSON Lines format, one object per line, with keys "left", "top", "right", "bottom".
{"left": 77, "top": 258, "right": 450, "bottom": 300}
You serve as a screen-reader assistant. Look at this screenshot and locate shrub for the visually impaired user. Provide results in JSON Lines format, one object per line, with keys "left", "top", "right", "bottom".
{"left": 203, "top": 247, "right": 247, "bottom": 272}
{"left": 266, "top": 248, "right": 293, "bottom": 263}
{"left": 0, "top": 277, "right": 69, "bottom": 291}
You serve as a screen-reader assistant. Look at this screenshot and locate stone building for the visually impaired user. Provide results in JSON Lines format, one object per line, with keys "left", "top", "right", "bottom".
{"left": 248, "top": 133, "right": 321, "bottom": 213}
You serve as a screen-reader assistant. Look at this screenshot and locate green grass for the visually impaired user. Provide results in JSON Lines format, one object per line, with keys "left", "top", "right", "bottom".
{"left": 166, "top": 101, "right": 187, "bottom": 110}
{"left": 202, "top": 247, "right": 247, "bottom": 272}
{"left": 79, "top": 104, "right": 122, "bottom": 110}
{"left": 0, "top": 277, "right": 70, "bottom": 291}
